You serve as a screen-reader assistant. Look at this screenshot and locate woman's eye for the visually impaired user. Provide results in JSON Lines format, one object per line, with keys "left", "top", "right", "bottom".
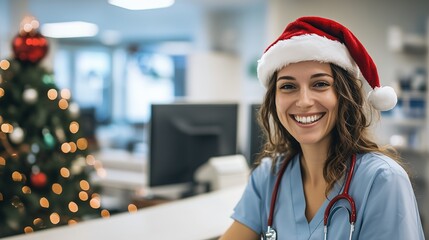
{"left": 313, "top": 81, "right": 330, "bottom": 88}
{"left": 279, "top": 83, "right": 295, "bottom": 90}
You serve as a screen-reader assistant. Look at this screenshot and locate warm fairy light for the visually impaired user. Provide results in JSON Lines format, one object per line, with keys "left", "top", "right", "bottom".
{"left": 68, "top": 219, "right": 78, "bottom": 225}
{"left": 135, "top": 188, "right": 146, "bottom": 196}
{"left": 79, "top": 191, "right": 89, "bottom": 201}
{"left": 50, "top": 212, "right": 60, "bottom": 224}
{"left": 58, "top": 99, "right": 69, "bottom": 110}
{"left": 11, "top": 196, "right": 23, "bottom": 208}
{"left": 60, "top": 89, "right": 71, "bottom": 100}
{"left": 69, "top": 142, "right": 77, "bottom": 153}
{"left": 61, "top": 143, "right": 71, "bottom": 153}
{"left": 47, "top": 89, "right": 58, "bottom": 100}
{"left": 89, "top": 197, "right": 101, "bottom": 209}
{"left": 0, "top": 156, "right": 6, "bottom": 166}
{"left": 96, "top": 168, "right": 107, "bottom": 178}
{"left": 94, "top": 159, "right": 103, "bottom": 170}
{"left": 40, "top": 197, "right": 49, "bottom": 208}
{"left": 12, "top": 171, "right": 23, "bottom": 181}
{"left": 76, "top": 138, "right": 88, "bottom": 150}
{"left": 68, "top": 201, "right": 78, "bottom": 213}
{"left": 128, "top": 204, "right": 138, "bottom": 213}
{"left": 0, "top": 59, "right": 10, "bottom": 70}
{"left": 52, "top": 183, "right": 63, "bottom": 195}
{"left": 92, "top": 193, "right": 100, "bottom": 198}
{"left": 33, "top": 218, "right": 43, "bottom": 226}
{"left": 22, "top": 186, "right": 31, "bottom": 194}
{"left": 60, "top": 167, "right": 70, "bottom": 178}
{"left": 20, "top": 16, "right": 40, "bottom": 34}
{"left": 79, "top": 180, "right": 90, "bottom": 191}
{"left": 1, "top": 123, "right": 13, "bottom": 133}
{"left": 0, "top": 88, "right": 4, "bottom": 98}
{"left": 55, "top": 128, "right": 66, "bottom": 142}
{"left": 31, "top": 19, "right": 40, "bottom": 29}
{"left": 101, "top": 209, "right": 110, "bottom": 218}
{"left": 24, "top": 226, "right": 34, "bottom": 233}
{"left": 69, "top": 121, "right": 79, "bottom": 133}
{"left": 86, "top": 154, "right": 96, "bottom": 165}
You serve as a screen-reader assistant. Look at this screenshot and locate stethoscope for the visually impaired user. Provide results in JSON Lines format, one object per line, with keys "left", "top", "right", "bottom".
{"left": 262, "top": 154, "right": 357, "bottom": 240}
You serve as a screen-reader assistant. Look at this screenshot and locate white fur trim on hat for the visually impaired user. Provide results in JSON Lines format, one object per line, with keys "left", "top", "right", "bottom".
{"left": 257, "top": 34, "right": 360, "bottom": 88}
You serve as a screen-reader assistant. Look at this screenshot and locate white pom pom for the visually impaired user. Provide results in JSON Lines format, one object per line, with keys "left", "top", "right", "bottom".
{"left": 368, "top": 86, "right": 398, "bottom": 111}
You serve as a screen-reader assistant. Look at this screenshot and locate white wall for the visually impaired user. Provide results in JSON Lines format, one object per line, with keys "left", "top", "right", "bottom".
{"left": 186, "top": 52, "right": 241, "bottom": 102}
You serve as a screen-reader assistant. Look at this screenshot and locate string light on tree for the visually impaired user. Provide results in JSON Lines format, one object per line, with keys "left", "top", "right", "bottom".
{"left": 68, "top": 102, "right": 80, "bottom": 118}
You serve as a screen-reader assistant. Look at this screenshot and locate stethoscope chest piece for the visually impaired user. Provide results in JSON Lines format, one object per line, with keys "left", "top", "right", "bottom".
{"left": 263, "top": 226, "right": 277, "bottom": 240}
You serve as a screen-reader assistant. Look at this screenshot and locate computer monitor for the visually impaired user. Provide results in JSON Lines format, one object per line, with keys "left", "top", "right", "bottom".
{"left": 249, "top": 103, "right": 264, "bottom": 166}
{"left": 148, "top": 103, "right": 238, "bottom": 196}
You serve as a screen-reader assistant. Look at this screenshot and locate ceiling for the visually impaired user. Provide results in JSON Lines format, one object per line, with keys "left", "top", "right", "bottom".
{"left": 17, "top": 0, "right": 265, "bottom": 45}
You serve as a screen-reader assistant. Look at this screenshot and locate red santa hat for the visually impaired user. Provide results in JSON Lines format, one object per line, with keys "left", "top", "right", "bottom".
{"left": 257, "top": 16, "right": 397, "bottom": 111}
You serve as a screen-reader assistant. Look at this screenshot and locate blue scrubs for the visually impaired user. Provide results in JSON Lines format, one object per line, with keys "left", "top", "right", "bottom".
{"left": 231, "top": 153, "right": 425, "bottom": 239}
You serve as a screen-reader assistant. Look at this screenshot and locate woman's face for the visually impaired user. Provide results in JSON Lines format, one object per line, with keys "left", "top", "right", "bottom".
{"left": 275, "top": 61, "right": 338, "bottom": 147}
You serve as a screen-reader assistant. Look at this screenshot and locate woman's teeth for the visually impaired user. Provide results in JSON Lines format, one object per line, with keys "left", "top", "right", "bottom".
{"left": 294, "top": 114, "right": 322, "bottom": 124}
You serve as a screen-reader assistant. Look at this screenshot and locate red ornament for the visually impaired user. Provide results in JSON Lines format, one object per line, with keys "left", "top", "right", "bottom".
{"left": 31, "top": 172, "right": 48, "bottom": 188}
{"left": 12, "top": 31, "right": 49, "bottom": 64}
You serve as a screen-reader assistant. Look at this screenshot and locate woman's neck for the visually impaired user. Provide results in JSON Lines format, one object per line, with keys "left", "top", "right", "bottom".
{"left": 300, "top": 143, "right": 329, "bottom": 187}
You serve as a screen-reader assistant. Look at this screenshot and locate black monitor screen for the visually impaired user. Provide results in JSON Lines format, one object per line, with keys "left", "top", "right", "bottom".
{"left": 249, "top": 104, "right": 264, "bottom": 165}
{"left": 148, "top": 103, "right": 238, "bottom": 189}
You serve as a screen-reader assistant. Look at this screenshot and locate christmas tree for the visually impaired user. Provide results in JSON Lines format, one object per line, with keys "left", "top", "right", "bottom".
{"left": 0, "top": 17, "right": 103, "bottom": 237}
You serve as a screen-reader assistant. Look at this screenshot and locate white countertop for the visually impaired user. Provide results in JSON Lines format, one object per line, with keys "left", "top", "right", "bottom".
{"left": 1, "top": 185, "right": 245, "bottom": 240}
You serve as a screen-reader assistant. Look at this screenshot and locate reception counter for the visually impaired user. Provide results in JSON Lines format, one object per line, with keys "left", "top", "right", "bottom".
{"left": 2, "top": 185, "right": 245, "bottom": 240}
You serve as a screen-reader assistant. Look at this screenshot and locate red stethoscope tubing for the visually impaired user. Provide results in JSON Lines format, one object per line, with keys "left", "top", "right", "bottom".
{"left": 323, "top": 154, "right": 357, "bottom": 225}
{"left": 267, "top": 154, "right": 357, "bottom": 228}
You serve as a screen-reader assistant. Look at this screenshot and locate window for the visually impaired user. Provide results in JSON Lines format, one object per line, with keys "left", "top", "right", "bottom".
{"left": 54, "top": 45, "right": 112, "bottom": 123}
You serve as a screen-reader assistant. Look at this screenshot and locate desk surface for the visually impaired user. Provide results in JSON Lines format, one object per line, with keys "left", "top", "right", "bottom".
{"left": 2, "top": 185, "right": 245, "bottom": 240}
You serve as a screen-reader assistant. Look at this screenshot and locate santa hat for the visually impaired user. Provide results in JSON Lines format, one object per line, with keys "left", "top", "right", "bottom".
{"left": 257, "top": 16, "right": 397, "bottom": 111}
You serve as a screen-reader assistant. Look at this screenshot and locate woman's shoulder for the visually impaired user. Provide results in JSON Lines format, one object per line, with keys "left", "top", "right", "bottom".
{"left": 253, "top": 154, "right": 299, "bottom": 173}
{"left": 249, "top": 157, "right": 275, "bottom": 183}
{"left": 356, "top": 152, "right": 409, "bottom": 180}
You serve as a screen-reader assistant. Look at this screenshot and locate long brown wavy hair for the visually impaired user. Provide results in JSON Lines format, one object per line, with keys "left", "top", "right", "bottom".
{"left": 254, "top": 63, "right": 403, "bottom": 195}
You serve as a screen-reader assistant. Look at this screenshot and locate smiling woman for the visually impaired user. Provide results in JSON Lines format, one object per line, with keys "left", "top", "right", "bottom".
{"left": 219, "top": 16, "right": 425, "bottom": 240}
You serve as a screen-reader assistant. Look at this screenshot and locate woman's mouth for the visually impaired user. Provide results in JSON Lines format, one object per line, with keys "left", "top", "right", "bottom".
{"left": 292, "top": 113, "right": 324, "bottom": 124}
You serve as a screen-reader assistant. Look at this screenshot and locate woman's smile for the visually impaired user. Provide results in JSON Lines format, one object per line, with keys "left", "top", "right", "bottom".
{"left": 291, "top": 113, "right": 325, "bottom": 125}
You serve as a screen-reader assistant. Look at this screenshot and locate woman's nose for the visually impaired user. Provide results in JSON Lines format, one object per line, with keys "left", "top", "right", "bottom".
{"left": 295, "top": 88, "right": 314, "bottom": 108}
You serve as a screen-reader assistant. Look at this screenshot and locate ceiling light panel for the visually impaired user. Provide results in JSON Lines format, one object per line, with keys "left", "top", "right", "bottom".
{"left": 41, "top": 21, "right": 98, "bottom": 38}
{"left": 108, "top": 0, "right": 175, "bottom": 10}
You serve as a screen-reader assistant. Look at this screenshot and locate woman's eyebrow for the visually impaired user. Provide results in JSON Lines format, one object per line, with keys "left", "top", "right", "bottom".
{"left": 311, "top": 73, "right": 333, "bottom": 79}
{"left": 277, "top": 75, "right": 295, "bottom": 81}
{"left": 277, "top": 73, "right": 333, "bottom": 81}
